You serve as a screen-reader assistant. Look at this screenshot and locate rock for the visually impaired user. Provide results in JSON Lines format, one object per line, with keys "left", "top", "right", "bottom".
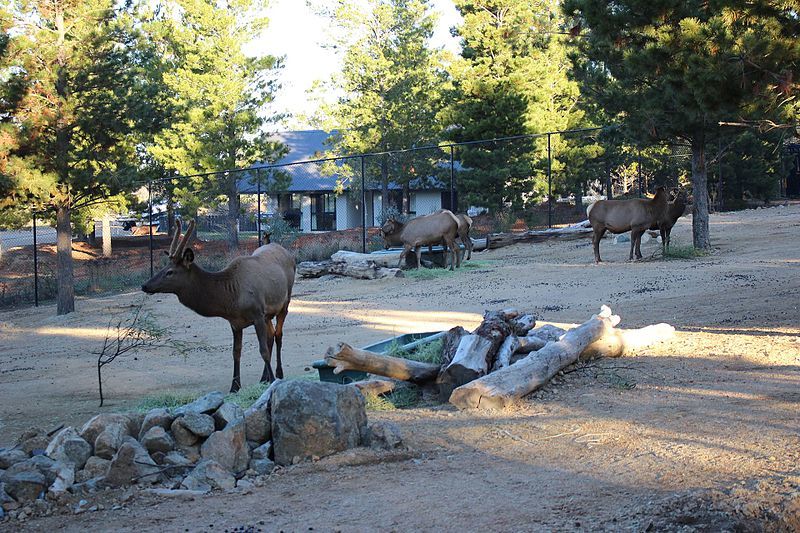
{"left": 45, "top": 427, "right": 92, "bottom": 470}
{"left": 243, "top": 381, "right": 281, "bottom": 444}
{"left": 367, "top": 421, "right": 404, "bottom": 450}
{"left": 48, "top": 462, "right": 75, "bottom": 494}
{"left": 248, "top": 459, "right": 275, "bottom": 476}
{"left": 176, "top": 444, "right": 201, "bottom": 464}
{"left": 70, "top": 477, "right": 101, "bottom": 495}
{"left": 180, "top": 460, "right": 235, "bottom": 492}
{"left": 138, "top": 408, "right": 174, "bottom": 441}
{"left": 76, "top": 456, "right": 110, "bottom": 483}
{"left": 17, "top": 428, "right": 50, "bottom": 456}
{"left": 163, "top": 451, "right": 194, "bottom": 468}
{"left": 174, "top": 413, "right": 215, "bottom": 440}
{"left": 0, "top": 449, "right": 29, "bottom": 469}
{"left": 140, "top": 427, "right": 174, "bottom": 455}
{"left": 79, "top": 414, "right": 136, "bottom": 450}
{"left": 170, "top": 418, "right": 199, "bottom": 447}
{"left": 143, "top": 488, "right": 207, "bottom": 498}
{"left": 0, "top": 482, "right": 14, "bottom": 504}
{"left": 93, "top": 423, "right": 126, "bottom": 460}
{"left": 528, "top": 324, "right": 567, "bottom": 342}
{"left": 613, "top": 233, "right": 631, "bottom": 244}
{"left": 270, "top": 381, "right": 368, "bottom": 466}
{"left": 251, "top": 441, "right": 273, "bottom": 461}
{"left": 3, "top": 456, "right": 57, "bottom": 487}
{"left": 104, "top": 439, "right": 160, "bottom": 486}
{"left": 213, "top": 402, "right": 244, "bottom": 431}
{"left": 200, "top": 420, "right": 250, "bottom": 475}
{"left": 2, "top": 471, "right": 46, "bottom": 502}
{"left": 174, "top": 391, "right": 225, "bottom": 416}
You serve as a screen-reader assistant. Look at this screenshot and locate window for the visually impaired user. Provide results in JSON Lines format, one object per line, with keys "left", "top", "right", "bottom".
{"left": 311, "top": 193, "right": 336, "bottom": 231}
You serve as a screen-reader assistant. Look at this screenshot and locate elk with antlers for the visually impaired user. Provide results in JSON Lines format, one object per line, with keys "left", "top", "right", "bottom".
{"left": 142, "top": 220, "right": 295, "bottom": 392}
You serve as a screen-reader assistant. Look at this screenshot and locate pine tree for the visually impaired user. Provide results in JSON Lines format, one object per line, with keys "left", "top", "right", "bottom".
{"left": 564, "top": 0, "right": 800, "bottom": 249}
{"left": 313, "top": 0, "right": 447, "bottom": 219}
{"left": 0, "top": 0, "right": 167, "bottom": 314}
{"left": 146, "top": 0, "right": 285, "bottom": 249}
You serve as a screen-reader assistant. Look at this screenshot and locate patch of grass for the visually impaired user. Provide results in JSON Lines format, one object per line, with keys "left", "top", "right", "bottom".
{"left": 404, "top": 260, "right": 494, "bottom": 280}
{"left": 136, "top": 391, "right": 200, "bottom": 412}
{"left": 225, "top": 382, "right": 269, "bottom": 409}
{"left": 405, "top": 339, "right": 443, "bottom": 364}
{"left": 663, "top": 243, "right": 710, "bottom": 260}
{"left": 364, "top": 387, "right": 420, "bottom": 411}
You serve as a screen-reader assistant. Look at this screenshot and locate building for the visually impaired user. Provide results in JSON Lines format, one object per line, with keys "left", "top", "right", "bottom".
{"left": 237, "top": 131, "right": 453, "bottom": 232}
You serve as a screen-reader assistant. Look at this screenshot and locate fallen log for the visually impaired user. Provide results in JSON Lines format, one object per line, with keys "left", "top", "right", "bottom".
{"left": 512, "top": 314, "right": 537, "bottom": 336}
{"left": 353, "top": 379, "right": 400, "bottom": 396}
{"left": 491, "top": 335, "right": 520, "bottom": 371}
{"left": 440, "top": 326, "right": 469, "bottom": 366}
{"left": 296, "top": 259, "right": 404, "bottom": 280}
{"left": 437, "top": 311, "right": 514, "bottom": 400}
{"left": 331, "top": 250, "right": 403, "bottom": 268}
{"left": 514, "top": 334, "right": 548, "bottom": 354}
{"left": 449, "top": 306, "right": 620, "bottom": 410}
{"left": 580, "top": 323, "right": 675, "bottom": 360}
{"left": 324, "top": 343, "right": 440, "bottom": 384}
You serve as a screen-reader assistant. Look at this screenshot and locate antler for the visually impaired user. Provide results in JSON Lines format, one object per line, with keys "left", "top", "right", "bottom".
{"left": 173, "top": 220, "right": 196, "bottom": 259}
{"left": 168, "top": 220, "right": 182, "bottom": 257}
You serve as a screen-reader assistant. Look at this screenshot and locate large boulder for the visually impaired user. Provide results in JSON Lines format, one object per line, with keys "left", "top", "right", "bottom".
{"left": 140, "top": 427, "right": 174, "bottom": 455}
{"left": 213, "top": 402, "right": 244, "bottom": 431}
{"left": 2, "top": 471, "right": 45, "bottom": 502}
{"left": 94, "top": 423, "right": 127, "bottom": 460}
{"left": 45, "top": 427, "right": 92, "bottom": 469}
{"left": 244, "top": 381, "right": 281, "bottom": 444}
{"left": 76, "top": 456, "right": 110, "bottom": 483}
{"left": 180, "top": 460, "right": 235, "bottom": 492}
{"left": 270, "top": 381, "right": 368, "bottom": 466}
{"left": 3, "top": 456, "right": 57, "bottom": 487}
{"left": 104, "top": 438, "right": 160, "bottom": 486}
{"left": 0, "top": 448, "right": 29, "bottom": 469}
{"left": 200, "top": 420, "right": 250, "bottom": 475}
{"left": 174, "top": 391, "right": 225, "bottom": 416}
{"left": 173, "top": 413, "right": 215, "bottom": 441}
{"left": 79, "top": 414, "right": 136, "bottom": 451}
{"left": 138, "top": 408, "right": 175, "bottom": 441}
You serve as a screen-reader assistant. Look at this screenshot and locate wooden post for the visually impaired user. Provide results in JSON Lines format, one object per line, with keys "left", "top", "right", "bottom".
{"left": 102, "top": 215, "right": 112, "bottom": 257}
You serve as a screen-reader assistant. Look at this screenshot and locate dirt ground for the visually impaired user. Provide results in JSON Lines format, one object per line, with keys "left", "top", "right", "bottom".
{"left": 1, "top": 205, "right": 799, "bottom": 531}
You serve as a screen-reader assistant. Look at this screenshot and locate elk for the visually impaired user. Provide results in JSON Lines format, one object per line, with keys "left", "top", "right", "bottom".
{"left": 382, "top": 210, "right": 474, "bottom": 260}
{"left": 587, "top": 187, "right": 669, "bottom": 263}
{"left": 381, "top": 210, "right": 461, "bottom": 270}
{"left": 141, "top": 220, "right": 295, "bottom": 392}
{"left": 649, "top": 189, "right": 687, "bottom": 252}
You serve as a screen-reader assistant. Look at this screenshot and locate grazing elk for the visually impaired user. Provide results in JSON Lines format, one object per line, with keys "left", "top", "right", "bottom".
{"left": 587, "top": 187, "right": 669, "bottom": 263}
{"left": 382, "top": 210, "right": 474, "bottom": 260}
{"left": 381, "top": 210, "right": 461, "bottom": 270}
{"left": 142, "top": 220, "right": 295, "bottom": 392}
{"left": 649, "top": 189, "right": 687, "bottom": 252}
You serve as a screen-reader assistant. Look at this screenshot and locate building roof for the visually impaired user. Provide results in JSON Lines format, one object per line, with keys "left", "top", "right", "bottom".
{"left": 237, "top": 130, "right": 449, "bottom": 194}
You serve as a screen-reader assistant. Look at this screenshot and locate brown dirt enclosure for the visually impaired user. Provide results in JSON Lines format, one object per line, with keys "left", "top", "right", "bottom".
{"left": 1, "top": 205, "right": 799, "bottom": 532}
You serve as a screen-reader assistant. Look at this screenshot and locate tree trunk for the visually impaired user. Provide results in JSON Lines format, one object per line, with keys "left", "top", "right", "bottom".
{"left": 324, "top": 343, "right": 440, "bottom": 384}
{"left": 227, "top": 180, "right": 240, "bottom": 251}
{"left": 691, "top": 133, "right": 711, "bottom": 250}
{"left": 56, "top": 202, "right": 75, "bottom": 315}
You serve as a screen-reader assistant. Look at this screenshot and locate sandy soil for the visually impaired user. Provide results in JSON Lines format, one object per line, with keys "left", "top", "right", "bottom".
{"left": 1, "top": 205, "right": 799, "bottom": 531}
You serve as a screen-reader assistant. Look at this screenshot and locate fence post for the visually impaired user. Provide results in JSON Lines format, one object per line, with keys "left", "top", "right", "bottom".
{"left": 257, "top": 168, "right": 262, "bottom": 247}
{"left": 637, "top": 149, "right": 643, "bottom": 197}
{"left": 32, "top": 211, "right": 38, "bottom": 307}
{"left": 547, "top": 133, "right": 552, "bottom": 228}
{"left": 361, "top": 155, "right": 367, "bottom": 253}
{"left": 148, "top": 180, "right": 154, "bottom": 277}
{"left": 449, "top": 145, "right": 455, "bottom": 211}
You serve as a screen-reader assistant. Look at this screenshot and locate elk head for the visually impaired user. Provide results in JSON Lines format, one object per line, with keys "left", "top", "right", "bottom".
{"left": 380, "top": 217, "right": 402, "bottom": 249}
{"left": 142, "top": 220, "right": 196, "bottom": 295}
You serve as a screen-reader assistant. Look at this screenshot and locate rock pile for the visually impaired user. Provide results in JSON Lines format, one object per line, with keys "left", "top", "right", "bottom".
{"left": 0, "top": 380, "right": 395, "bottom": 515}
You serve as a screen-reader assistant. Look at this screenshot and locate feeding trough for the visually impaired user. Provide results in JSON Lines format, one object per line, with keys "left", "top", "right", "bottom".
{"left": 312, "top": 331, "right": 446, "bottom": 384}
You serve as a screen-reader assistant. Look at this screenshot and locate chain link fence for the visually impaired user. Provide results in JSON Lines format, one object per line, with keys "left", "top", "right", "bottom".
{"left": 1, "top": 126, "right": 794, "bottom": 309}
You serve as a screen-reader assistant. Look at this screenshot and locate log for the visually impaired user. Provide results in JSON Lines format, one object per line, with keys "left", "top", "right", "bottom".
{"left": 437, "top": 311, "right": 514, "bottom": 399}
{"left": 580, "top": 323, "right": 675, "bottom": 360}
{"left": 515, "top": 335, "right": 548, "bottom": 354}
{"left": 449, "top": 306, "right": 621, "bottom": 410}
{"left": 353, "top": 379, "right": 400, "bottom": 396}
{"left": 296, "top": 260, "right": 404, "bottom": 280}
{"left": 527, "top": 324, "right": 566, "bottom": 342}
{"left": 296, "top": 260, "right": 332, "bottom": 278}
{"left": 324, "top": 343, "right": 439, "bottom": 384}
{"left": 491, "top": 335, "right": 520, "bottom": 371}
{"left": 512, "top": 314, "right": 537, "bottom": 336}
{"left": 440, "top": 326, "right": 469, "bottom": 366}
{"left": 331, "top": 250, "right": 403, "bottom": 268}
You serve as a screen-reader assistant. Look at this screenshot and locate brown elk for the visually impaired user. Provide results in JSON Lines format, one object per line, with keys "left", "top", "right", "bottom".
{"left": 382, "top": 210, "right": 474, "bottom": 260}
{"left": 587, "top": 187, "right": 669, "bottom": 263}
{"left": 141, "top": 220, "right": 295, "bottom": 392}
{"left": 649, "top": 189, "right": 687, "bottom": 252}
{"left": 381, "top": 210, "right": 461, "bottom": 270}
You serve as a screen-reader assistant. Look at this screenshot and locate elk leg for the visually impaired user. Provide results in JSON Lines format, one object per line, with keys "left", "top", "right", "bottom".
{"left": 464, "top": 234, "right": 472, "bottom": 260}
{"left": 660, "top": 224, "right": 667, "bottom": 254}
{"left": 273, "top": 305, "right": 289, "bottom": 379}
{"left": 593, "top": 227, "right": 606, "bottom": 263}
{"left": 397, "top": 244, "right": 411, "bottom": 268}
{"left": 255, "top": 319, "right": 276, "bottom": 383}
{"left": 452, "top": 237, "right": 461, "bottom": 269}
{"left": 631, "top": 229, "right": 644, "bottom": 260}
{"left": 231, "top": 326, "right": 243, "bottom": 393}
{"left": 415, "top": 246, "right": 423, "bottom": 269}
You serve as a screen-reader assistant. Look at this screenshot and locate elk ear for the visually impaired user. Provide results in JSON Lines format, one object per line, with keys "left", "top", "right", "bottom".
{"left": 182, "top": 248, "right": 195, "bottom": 265}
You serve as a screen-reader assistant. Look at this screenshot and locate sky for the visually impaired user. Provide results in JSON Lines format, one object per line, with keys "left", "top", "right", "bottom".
{"left": 251, "top": 0, "right": 462, "bottom": 130}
